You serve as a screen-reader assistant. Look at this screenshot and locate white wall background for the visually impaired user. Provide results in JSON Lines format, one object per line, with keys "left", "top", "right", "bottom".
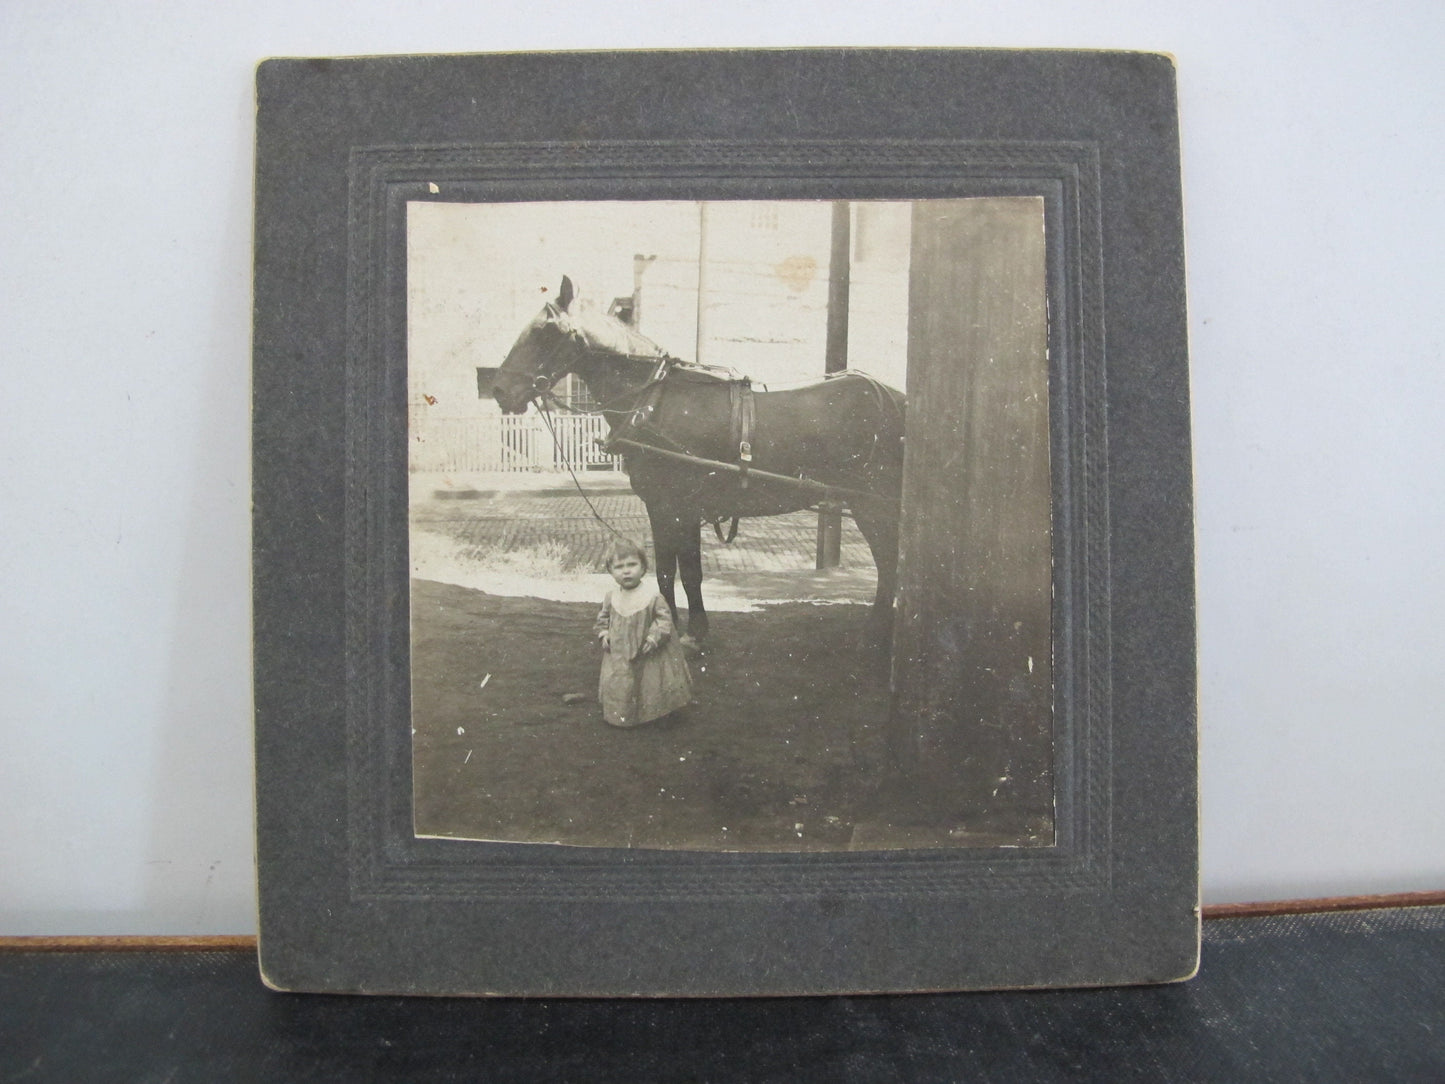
{"left": 2, "top": 2, "right": 1441, "bottom": 934}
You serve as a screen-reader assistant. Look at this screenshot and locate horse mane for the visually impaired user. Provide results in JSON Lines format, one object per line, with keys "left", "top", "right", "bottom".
{"left": 572, "top": 307, "right": 763, "bottom": 387}
{"left": 570, "top": 306, "right": 673, "bottom": 364}
{"left": 567, "top": 303, "right": 886, "bottom": 392}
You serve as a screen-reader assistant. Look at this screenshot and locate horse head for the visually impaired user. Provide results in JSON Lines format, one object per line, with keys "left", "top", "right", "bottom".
{"left": 491, "top": 276, "right": 580, "bottom": 414}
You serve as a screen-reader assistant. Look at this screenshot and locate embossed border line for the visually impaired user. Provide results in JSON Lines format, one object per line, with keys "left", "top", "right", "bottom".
{"left": 343, "top": 139, "right": 1110, "bottom": 904}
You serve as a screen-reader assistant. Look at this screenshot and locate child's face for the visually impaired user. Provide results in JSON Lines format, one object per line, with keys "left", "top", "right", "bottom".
{"left": 609, "top": 555, "right": 645, "bottom": 589}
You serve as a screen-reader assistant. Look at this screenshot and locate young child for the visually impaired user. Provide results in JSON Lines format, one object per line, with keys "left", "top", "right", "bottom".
{"left": 594, "top": 540, "right": 692, "bottom": 728}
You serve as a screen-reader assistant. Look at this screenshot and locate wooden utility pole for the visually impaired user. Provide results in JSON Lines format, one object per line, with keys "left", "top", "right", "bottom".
{"left": 694, "top": 203, "right": 710, "bottom": 365}
{"left": 816, "top": 200, "right": 850, "bottom": 569}
{"left": 890, "top": 197, "right": 1052, "bottom": 831}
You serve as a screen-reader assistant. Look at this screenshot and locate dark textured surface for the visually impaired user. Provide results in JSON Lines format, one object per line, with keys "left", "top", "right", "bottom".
{"left": 4, "top": 908, "right": 1443, "bottom": 1082}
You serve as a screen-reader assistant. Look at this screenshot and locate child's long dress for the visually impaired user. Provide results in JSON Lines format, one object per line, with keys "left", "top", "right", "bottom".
{"left": 594, "top": 587, "right": 692, "bottom": 727}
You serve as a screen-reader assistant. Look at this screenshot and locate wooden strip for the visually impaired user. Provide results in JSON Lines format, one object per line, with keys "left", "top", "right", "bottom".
{"left": 0, "top": 935, "right": 257, "bottom": 953}
{"left": 2, "top": 893, "right": 1441, "bottom": 952}
{"left": 1202, "top": 889, "right": 1445, "bottom": 920}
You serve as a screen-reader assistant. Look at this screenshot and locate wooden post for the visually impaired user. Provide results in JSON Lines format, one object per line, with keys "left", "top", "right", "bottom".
{"left": 890, "top": 197, "right": 1052, "bottom": 832}
{"left": 816, "top": 200, "right": 850, "bottom": 569}
{"left": 694, "top": 203, "right": 710, "bottom": 365}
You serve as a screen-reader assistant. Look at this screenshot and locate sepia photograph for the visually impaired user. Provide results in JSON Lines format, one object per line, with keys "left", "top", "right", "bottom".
{"left": 407, "top": 197, "right": 1054, "bottom": 852}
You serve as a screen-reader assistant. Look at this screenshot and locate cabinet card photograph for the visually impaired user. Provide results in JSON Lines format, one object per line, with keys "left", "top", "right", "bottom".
{"left": 407, "top": 197, "right": 1053, "bottom": 852}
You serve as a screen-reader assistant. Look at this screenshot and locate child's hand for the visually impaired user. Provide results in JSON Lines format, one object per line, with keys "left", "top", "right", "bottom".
{"left": 640, "top": 636, "right": 659, "bottom": 655}
{"left": 598, "top": 632, "right": 610, "bottom": 651}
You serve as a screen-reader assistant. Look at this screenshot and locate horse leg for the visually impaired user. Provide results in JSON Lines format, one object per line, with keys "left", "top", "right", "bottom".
{"left": 852, "top": 502, "right": 899, "bottom": 655}
{"left": 646, "top": 503, "right": 681, "bottom": 626}
{"left": 647, "top": 504, "right": 706, "bottom": 646}
{"left": 677, "top": 516, "right": 708, "bottom": 643}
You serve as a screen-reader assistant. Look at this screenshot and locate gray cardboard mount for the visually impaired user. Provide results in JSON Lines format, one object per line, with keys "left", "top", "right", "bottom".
{"left": 253, "top": 49, "right": 1197, "bottom": 996}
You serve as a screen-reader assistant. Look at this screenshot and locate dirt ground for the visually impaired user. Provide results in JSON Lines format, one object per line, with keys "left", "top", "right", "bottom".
{"left": 410, "top": 579, "right": 1053, "bottom": 851}
{"left": 407, "top": 473, "right": 1052, "bottom": 852}
{"left": 412, "top": 580, "right": 901, "bottom": 850}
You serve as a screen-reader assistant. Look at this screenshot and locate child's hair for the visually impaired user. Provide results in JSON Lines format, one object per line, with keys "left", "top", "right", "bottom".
{"left": 605, "top": 539, "right": 649, "bottom": 573}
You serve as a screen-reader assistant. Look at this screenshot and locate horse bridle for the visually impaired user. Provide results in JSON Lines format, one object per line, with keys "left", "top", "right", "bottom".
{"left": 520, "top": 313, "right": 581, "bottom": 405}
{"left": 528, "top": 315, "right": 675, "bottom": 418}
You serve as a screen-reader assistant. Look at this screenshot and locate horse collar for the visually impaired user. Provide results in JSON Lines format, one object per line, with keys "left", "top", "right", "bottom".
{"left": 598, "top": 379, "right": 669, "bottom": 455}
{"left": 629, "top": 381, "right": 665, "bottom": 429}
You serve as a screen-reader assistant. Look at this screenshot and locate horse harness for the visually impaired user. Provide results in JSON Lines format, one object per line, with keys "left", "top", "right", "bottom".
{"left": 593, "top": 358, "right": 756, "bottom": 544}
{"left": 716, "top": 377, "right": 757, "bottom": 542}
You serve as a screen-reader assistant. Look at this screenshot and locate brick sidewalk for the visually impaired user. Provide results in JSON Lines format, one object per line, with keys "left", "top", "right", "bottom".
{"left": 411, "top": 477, "right": 875, "bottom": 575}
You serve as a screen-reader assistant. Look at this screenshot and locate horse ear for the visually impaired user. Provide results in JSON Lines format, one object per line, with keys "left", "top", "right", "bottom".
{"left": 557, "top": 276, "right": 575, "bottom": 311}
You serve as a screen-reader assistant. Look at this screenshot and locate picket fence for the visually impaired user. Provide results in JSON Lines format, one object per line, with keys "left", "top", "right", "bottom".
{"left": 409, "top": 411, "right": 623, "bottom": 473}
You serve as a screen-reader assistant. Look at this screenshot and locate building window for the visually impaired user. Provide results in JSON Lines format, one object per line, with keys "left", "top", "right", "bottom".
{"left": 560, "top": 374, "right": 599, "bottom": 411}
{"left": 750, "top": 205, "right": 779, "bottom": 231}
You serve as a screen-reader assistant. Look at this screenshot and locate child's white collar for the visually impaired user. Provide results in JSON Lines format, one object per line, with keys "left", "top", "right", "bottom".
{"left": 609, "top": 582, "right": 657, "bottom": 616}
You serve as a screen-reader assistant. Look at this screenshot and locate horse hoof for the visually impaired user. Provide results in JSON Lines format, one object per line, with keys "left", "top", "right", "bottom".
{"left": 678, "top": 633, "right": 705, "bottom": 656}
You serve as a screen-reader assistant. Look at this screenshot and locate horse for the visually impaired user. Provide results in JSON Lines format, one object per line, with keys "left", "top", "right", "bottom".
{"left": 491, "top": 277, "right": 906, "bottom": 650}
